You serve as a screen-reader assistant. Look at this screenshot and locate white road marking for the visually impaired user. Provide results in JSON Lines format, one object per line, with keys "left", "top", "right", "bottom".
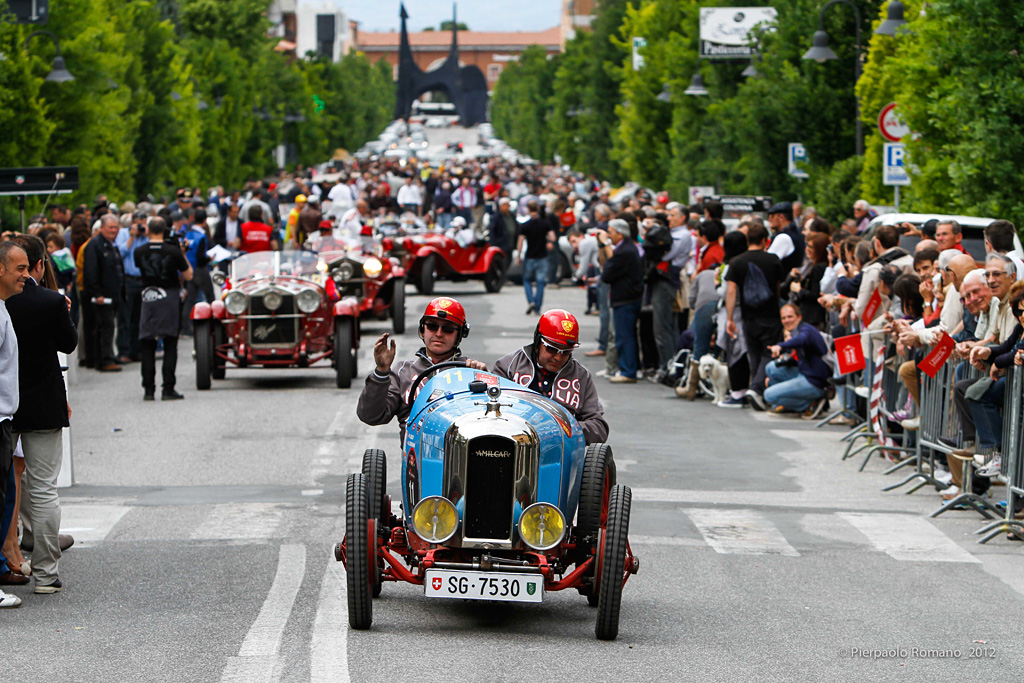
{"left": 220, "top": 544, "right": 307, "bottom": 683}
{"left": 838, "top": 513, "right": 980, "bottom": 563}
{"left": 191, "top": 503, "right": 284, "bottom": 540}
{"left": 310, "top": 549, "right": 350, "bottom": 683}
{"left": 683, "top": 508, "right": 800, "bottom": 557}
{"left": 630, "top": 534, "right": 704, "bottom": 547}
{"left": 60, "top": 504, "right": 130, "bottom": 546}
{"left": 302, "top": 489, "right": 324, "bottom": 496}
{"left": 615, "top": 458, "right": 637, "bottom": 473}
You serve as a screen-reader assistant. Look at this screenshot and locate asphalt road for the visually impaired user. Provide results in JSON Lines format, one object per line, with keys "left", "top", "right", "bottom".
{"left": 8, "top": 131, "right": 1024, "bottom": 681}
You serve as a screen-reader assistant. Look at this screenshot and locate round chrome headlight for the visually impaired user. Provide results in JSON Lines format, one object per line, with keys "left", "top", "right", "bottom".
{"left": 411, "top": 496, "right": 459, "bottom": 544}
{"left": 224, "top": 291, "right": 247, "bottom": 316}
{"left": 518, "top": 503, "right": 565, "bottom": 551}
{"left": 262, "top": 290, "right": 283, "bottom": 311}
{"left": 363, "top": 257, "right": 383, "bottom": 278}
{"left": 296, "top": 287, "right": 320, "bottom": 313}
{"left": 212, "top": 271, "right": 226, "bottom": 287}
{"left": 336, "top": 262, "right": 355, "bottom": 281}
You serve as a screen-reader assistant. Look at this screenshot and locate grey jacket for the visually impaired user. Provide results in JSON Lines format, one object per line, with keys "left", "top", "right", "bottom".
{"left": 356, "top": 348, "right": 466, "bottom": 442}
{"left": 492, "top": 344, "right": 609, "bottom": 445}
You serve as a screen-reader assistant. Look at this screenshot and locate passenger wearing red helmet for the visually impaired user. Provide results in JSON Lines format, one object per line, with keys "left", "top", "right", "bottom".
{"left": 357, "top": 297, "right": 487, "bottom": 441}
{"left": 492, "top": 309, "right": 609, "bottom": 444}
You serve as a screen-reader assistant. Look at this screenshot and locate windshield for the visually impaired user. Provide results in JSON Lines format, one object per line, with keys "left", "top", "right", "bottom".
{"left": 229, "top": 250, "right": 335, "bottom": 282}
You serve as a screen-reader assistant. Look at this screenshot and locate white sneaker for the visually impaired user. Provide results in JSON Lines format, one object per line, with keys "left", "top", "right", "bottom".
{"left": 0, "top": 589, "right": 21, "bottom": 609}
{"left": 934, "top": 469, "right": 953, "bottom": 486}
{"left": 977, "top": 455, "right": 1002, "bottom": 478}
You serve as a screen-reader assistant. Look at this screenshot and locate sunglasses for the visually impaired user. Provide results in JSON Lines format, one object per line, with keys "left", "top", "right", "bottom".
{"left": 540, "top": 339, "right": 573, "bottom": 356}
{"left": 424, "top": 321, "right": 459, "bottom": 335}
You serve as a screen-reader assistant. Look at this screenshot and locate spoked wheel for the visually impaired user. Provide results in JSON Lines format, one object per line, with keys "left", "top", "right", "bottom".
{"left": 194, "top": 320, "right": 212, "bottom": 390}
{"left": 211, "top": 322, "right": 226, "bottom": 380}
{"left": 361, "top": 449, "right": 388, "bottom": 598}
{"left": 577, "top": 443, "right": 616, "bottom": 606}
{"left": 391, "top": 279, "right": 406, "bottom": 335}
{"left": 595, "top": 484, "right": 631, "bottom": 641}
{"left": 334, "top": 318, "right": 355, "bottom": 389}
{"left": 483, "top": 255, "right": 505, "bottom": 293}
{"left": 345, "top": 473, "right": 373, "bottom": 629}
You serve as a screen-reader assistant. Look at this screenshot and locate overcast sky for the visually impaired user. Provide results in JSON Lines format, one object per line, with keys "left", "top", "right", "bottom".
{"left": 346, "top": 0, "right": 561, "bottom": 33}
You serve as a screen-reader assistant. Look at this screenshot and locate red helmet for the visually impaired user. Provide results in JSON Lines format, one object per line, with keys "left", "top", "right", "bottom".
{"left": 419, "top": 297, "right": 469, "bottom": 340}
{"left": 535, "top": 309, "right": 580, "bottom": 350}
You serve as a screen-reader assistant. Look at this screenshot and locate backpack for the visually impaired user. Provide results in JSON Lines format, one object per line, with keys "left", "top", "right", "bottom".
{"left": 643, "top": 223, "right": 673, "bottom": 253}
{"left": 742, "top": 261, "right": 773, "bottom": 308}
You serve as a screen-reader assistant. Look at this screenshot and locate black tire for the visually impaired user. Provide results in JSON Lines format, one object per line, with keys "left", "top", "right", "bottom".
{"left": 419, "top": 255, "right": 435, "bottom": 295}
{"left": 211, "top": 322, "right": 226, "bottom": 380}
{"left": 345, "top": 473, "right": 373, "bottom": 629}
{"left": 194, "top": 321, "right": 212, "bottom": 390}
{"left": 558, "top": 250, "right": 572, "bottom": 282}
{"left": 361, "top": 449, "right": 388, "bottom": 598}
{"left": 577, "top": 444, "right": 616, "bottom": 540}
{"left": 595, "top": 485, "right": 631, "bottom": 641}
{"left": 334, "top": 318, "right": 354, "bottom": 389}
{"left": 483, "top": 255, "right": 505, "bottom": 293}
{"left": 391, "top": 279, "right": 406, "bottom": 335}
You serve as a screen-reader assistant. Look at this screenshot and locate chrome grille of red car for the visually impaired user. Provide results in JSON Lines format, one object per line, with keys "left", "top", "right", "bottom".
{"left": 464, "top": 436, "right": 515, "bottom": 540}
{"left": 248, "top": 296, "right": 298, "bottom": 346}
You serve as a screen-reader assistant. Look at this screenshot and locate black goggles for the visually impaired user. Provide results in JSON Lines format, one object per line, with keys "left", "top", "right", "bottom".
{"left": 424, "top": 321, "right": 459, "bottom": 335}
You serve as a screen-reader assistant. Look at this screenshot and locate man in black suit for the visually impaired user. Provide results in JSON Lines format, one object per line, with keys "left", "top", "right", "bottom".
{"left": 599, "top": 218, "right": 645, "bottom": 383}
{"left": 82, "top": 214, "right": 125, "bottom": 372}
{"left": 7, "top": 235, "right": 77, "bottom": 594}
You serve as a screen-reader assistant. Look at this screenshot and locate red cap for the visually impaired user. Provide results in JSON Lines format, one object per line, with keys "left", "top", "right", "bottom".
{"left": 656, "top": 193, "right": 669, "bottom": 205}
{"left": 422, "top": 297, "right": 467, "bottom": 329}
{"left": 360, "top": 225, "right": 373, "bottom": 236}
{"left": 318, "top": 219, "right": 332, "bottom": 230}
{"left": 269, "top": 182, "right": 278, "bottom": 192}
{"left": 537, "top": 309, "right": 580, "bottom": 349}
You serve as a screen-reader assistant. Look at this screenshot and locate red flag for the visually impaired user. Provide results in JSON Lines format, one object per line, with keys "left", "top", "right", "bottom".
{"left": 918, "top": 332, "right": 955, "bottom": 378}
{"left": 862, "top": 288, "right": 882, "bottom": 327}
{"left": 835, "top": 334, "right": 866, "bottom": 375}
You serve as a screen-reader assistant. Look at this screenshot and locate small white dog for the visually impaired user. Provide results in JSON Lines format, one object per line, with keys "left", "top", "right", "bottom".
{"left": 697, "top": 354, "right": 730, "bottom": 404}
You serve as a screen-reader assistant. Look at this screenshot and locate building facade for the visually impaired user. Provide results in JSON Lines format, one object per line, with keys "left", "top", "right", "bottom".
{"left": 268, "top": 0, "right": 351, "bottom": 62}
{"left": 561, "top": 0, "right": 596, "bottom": 45}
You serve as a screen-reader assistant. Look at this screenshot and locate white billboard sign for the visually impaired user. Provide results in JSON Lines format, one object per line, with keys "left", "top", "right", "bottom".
{"left": 699, "top": 7, "right": 778, "bottom": 59}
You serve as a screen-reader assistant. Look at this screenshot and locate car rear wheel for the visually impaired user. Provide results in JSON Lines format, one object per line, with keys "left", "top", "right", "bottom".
{"left": 211, "top": 322, "right": 226, "bottom": 380}
{"left": 345, "top": 473, "right": 373, "bottom": 629}
{"left": 334, "top": 318, "right": 354, "bottom": 389}
{"left": 483, "top": 255, "right": 505, "bottom": 293}
{"left": 391, "top": 279, "right": 406, "bottom": 335}
{"left": 361, "top": 449, "right": 388, "bottom": 598}
{"left": 577, "top": 444, "right": 616, "bottom": 539}
{"left": 194, "top": 321, "right": 212, "bottom": 390}
{"left": 419, "top": 255, "right": 436, "bottom": 295}
{"left": 595, "top": 484, "right": 631, "bottom": 641}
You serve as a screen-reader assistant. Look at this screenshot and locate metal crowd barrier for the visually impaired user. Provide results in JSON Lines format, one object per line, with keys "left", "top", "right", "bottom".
{"left": 974, "top": 364, "right": 1024, "bottom": 543}
{"left": 883, "top": 358, "right": 952, "bottom": 494}
{"left": 841, "top": 340, "right": 914, "bottom": 470}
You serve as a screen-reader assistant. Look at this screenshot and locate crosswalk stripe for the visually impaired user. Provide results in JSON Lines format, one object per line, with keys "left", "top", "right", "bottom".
{"left": 837, "top": 512, "right": 980, "bottom": 563}
{"left": 683, "top": 508, "right": 800, "bottom": 557}
{"left": 310, "top": 546, "right": 350, "bottom": 683}
{"left": 60, "top": 504, "right": 130, "bottom": 546}
{"left": 219, "top": 544, "right": 306, "bottom": 683}
{"left": 191, "top": 503, "right": 284, "bottom": 540}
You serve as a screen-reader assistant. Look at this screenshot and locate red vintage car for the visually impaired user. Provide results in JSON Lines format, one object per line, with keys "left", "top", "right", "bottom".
{"left": 395, "top": 231, "right": 506, "bottom": 295}
{"left": 191, "top": 248, "right": 405, "bottom": 390}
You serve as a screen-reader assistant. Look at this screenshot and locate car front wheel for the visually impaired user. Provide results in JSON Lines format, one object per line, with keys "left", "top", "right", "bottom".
{"left": 361, "top": 449, "right": 388, "bottom": 598}
{"left": 484, "top": 255, "right": 505, "bottom": 293}
{"left": 194, "top": 320, "right": 212, "bottom": 390}
{"left": 334, "top": 318, "right": 355, "bottom": 389}
{"left": 595, "top": 484, "right": 631, "bottom": 641}
{"left": 345, "top": 473, "right": 373, "bottom": 629}
{"left": 419, "top": 255, "right": 435, "bottom": 295}
{"left": 391, "top": 279, "right": 406, "bottom": 335}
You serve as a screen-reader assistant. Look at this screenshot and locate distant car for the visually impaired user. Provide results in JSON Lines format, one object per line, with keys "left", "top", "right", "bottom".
{"left": 337, "top": 364, "right": 639, "bottom": 639}
{"left": 862, "top": 212, "right": 1021, "bottom": 263}
{"left": 396, "top": 231, "right": 507, "bottom": 294}
{"left": 425, "top": 117, "right": 446, "bottom": 128}
{"left": 384, "top": 148, "right": 412, "bottom": 162}
{"left": 445, "top": 141, "right": 464, "bottom": 151}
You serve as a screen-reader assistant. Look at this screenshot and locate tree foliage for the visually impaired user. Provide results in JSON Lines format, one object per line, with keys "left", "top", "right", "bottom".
{"left": 0, "top": 0, "right": 393, "bottom": 223}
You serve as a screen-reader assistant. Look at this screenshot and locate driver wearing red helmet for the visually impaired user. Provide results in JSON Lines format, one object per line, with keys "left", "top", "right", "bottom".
{"left": 357, "top": 297, "right": 487, "bottom": 441}
{"left": 492, "top": 309, "right": 609, "bottom": 444}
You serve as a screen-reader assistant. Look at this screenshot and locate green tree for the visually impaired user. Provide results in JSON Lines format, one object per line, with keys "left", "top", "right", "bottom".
{"left": 438, "top": 21, "right": 469, "bottom": 32}
{"left": 491, "top": 46, "right": 559, "bottom": 161}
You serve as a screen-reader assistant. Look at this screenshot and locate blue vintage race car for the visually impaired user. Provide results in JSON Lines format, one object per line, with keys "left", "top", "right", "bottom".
{"left": 337, "top": 363, "right": 639, "bottom": 640}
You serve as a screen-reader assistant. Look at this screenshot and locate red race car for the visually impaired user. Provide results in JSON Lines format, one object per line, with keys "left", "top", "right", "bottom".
{"left": 396, "top": 231, "right": 506, "bottom": 295}
{"left": 191, "top": 248, "right": 405, "bottom": 390}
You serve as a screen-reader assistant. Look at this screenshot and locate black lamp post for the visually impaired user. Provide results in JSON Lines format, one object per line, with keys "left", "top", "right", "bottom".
{"left": 802, "top": 0, "right": 863, "bottom": 155}
{"left": 25, "top": 30, "right": 74, "bottom": 83}
{"left": 683, "top": 62, "right": 708, "bottom": 97}
{"left": 874, "top": 0, "right": 907, "bottom": 35}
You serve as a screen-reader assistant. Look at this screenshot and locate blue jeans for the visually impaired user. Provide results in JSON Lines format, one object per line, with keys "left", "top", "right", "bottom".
{"left": 968, "top": 376, "right": 1005, "bottom": 449}
{"left": 522, "top": 258, "right": 548, "bottom": 310}
{"left": 436, "top": 212, "right": 453, "bottom": 231}
{"left": 691, "top": 302, "right": 717, "bottom": 362}
{"left": 612, "top": 300, "right": 642, "bottom": 378}
{"left": 598, "top": 282, "right": 611, "bottom": 351}
{"left": 764, "top": 361, "right": 826, "bottom": 411}
{"left": 547, "top": 247, "right": 561, "bottom": 283}
{"left": 0, "top": 464, "right": 14, "bottom": 574}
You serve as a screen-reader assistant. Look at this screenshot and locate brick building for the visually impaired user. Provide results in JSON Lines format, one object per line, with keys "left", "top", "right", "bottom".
{"left": 352, "top": 26, "right": 562, "bottom": 91}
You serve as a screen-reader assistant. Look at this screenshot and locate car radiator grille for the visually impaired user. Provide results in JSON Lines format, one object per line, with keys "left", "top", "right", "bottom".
{"left": 464, "top": 436, "right": 515, "bottom": 539}
{"left": 248, "top": 296, "right": 297, "bottom": 345}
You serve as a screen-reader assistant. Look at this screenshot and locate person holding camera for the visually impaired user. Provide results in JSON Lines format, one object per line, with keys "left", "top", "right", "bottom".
{"left": 114, "top": 210, "right": 150, "bottom": 362}
{"left": 764, "top": 304, "right": 829, "bottom": 417}
{"left": 134, "top": 218, "right": 192, "bottom": 401}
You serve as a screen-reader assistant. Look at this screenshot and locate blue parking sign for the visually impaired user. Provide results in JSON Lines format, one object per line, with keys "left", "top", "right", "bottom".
{"left": 883, "top": 142, "right": 910, "bottom": 186}
{"left": 788, "top": 143, "right": 809, "bottom": 179}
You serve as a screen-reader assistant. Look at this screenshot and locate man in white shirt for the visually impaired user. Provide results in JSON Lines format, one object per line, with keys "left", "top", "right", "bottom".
{"left": 452, "top": 176, "right": 477, "bottom": 224}
{"left": 396, "top": 177, "right": 422, "bottom": 216}
{"left": 336, "top": 200, "right": 371, "bottom": 240}
{"left": 327, "top": 178, "right": 355, "bottom": 216}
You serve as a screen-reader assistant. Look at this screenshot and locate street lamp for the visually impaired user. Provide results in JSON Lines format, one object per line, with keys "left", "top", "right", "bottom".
{"left": 656, "top": 83, "right": 672, "bottom": 103}
{"left": 741, "top": 59, "right": 759, "bottom": 78}
{"left": 874, "top": 0, "right": 907, "bottom": 36}
{"left": 683, "top": 65, "right": 708, "bottom": 97}
{"left": 801, "top": 0, "right": 863, "bottom": 155}
{"left": 25, "top": 30, "right": 74, "bottom": 83}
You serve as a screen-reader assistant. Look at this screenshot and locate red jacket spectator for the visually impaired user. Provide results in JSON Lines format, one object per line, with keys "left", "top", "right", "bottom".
{"left": 240, "top": 221, "right": 273, "bottom": 253}
{"left": 697, "top": 241, "right": 724, "bottom": 273}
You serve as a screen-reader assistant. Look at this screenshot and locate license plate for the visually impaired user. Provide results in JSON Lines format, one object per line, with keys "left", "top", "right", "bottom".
{"left": 423, "top": 569, "right": 544, "bottom": 603}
